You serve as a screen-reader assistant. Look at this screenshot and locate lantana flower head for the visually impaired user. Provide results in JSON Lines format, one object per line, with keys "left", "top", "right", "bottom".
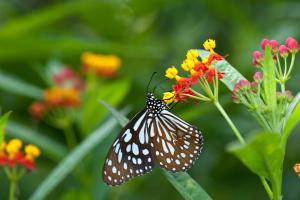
{"left": 81, "top": 52, "right": 122, "bottom": 77}
{"left": 164, "top": 39, "right": 224, "bottom": 104}
{"left": 0, "top": 139, "right": 41, "bottom": 170}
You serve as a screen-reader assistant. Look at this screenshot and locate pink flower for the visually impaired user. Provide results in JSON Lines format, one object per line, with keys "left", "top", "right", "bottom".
{"left": 253, "top": 72, "right": 263, "bottom": 83}
{"left": 279, "top": 45, "right": 288, "bottom": 58}
{"left": 260, "top": 39, "right": 270, "bottom": 50}
{"left": 269, "top": 39, "right": 279, "bottom": 52}
{"left": 252, "top": 51, "right": 263, "bottom": 66}
{"left": 285, "top": 37, "right": 299, "bottom": 53}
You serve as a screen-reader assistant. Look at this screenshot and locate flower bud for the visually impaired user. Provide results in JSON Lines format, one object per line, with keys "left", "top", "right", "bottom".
{"left": 269, "top": 39, "right": 279, "bottom": 52}
{"left": 260, "top": 39, "right": 270, "bottom": 50}
{"left": 253, "top": 72, "right": 263, "bottom": 83}
{"left": 285, "top": 37, "right": 299, "bottom": 54}
{"left": 279, "top": 45, "right": 288, "bottom": 58}
{"left": 294, "top": 163, "right": 300, "bottom": 178}
{"left": 252, "top": 51, "right": 263, "bottom": 66}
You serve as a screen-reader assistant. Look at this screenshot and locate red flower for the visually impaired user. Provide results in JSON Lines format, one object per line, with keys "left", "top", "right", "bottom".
{"left": 260, "top": 39, "right": 270, "bottom": 50}
{"left": 279, "top": 45, "right": 288, "bottom": 57}
{"left": 252, "top": 51, "right": 263, "bottom": 66}
{"left": 29, "top": 102, "right": 47, "bottom": 119}
{"left": 285, "top": 37, "right": 299, "bottom": 53}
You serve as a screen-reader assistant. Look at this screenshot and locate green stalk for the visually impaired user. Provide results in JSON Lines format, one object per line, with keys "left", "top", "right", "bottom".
{"left": 63, "top": 124, "right": 77, "bottom": 149}
{"left": 214, "top": 101, "right": 245, "bottom": 144}
{"left": 214, "top": 101, "right": 274, "bottom": 199}
{"left": 9, "top": 167, "right": 17, "bottom": 200}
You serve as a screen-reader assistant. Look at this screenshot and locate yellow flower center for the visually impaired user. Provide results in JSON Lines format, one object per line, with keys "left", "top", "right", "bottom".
{"left": 203, "top": 39, "right": 216, "bottom": 53}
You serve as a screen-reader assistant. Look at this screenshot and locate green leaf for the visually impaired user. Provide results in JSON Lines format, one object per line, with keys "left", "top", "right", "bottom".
{"left": 163, "top": 170, "right": 212, "bottom": 200}
{"left": 198, "top": 50, "right": 246, "bottom": 91}
{"left": 262, "top": 46, "right": 277, "bottom": 115}
{"left": 29, "top": 109, "right": 129, "bottom": 200}
{"left": 100, "top": 101, "right": 212, "bottom": 200}
{"left": 6, "top": 121, "right": 68, "bottom": 161}
{"left": 0, "top": 111, "right": 12, "bottom": 144}
{"left": 81, "top": 77, "right": 130, "bottom": 135}
{"left": 282, "top": 92, "right": 300, "bottom": 144}
{"left": 0, "top": 70, "right": 42, "bottom": 99}
{"left": 228, "top": 132, "right": 283, "bottom": 199}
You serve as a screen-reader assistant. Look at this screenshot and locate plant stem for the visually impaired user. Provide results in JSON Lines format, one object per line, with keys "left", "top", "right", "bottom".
{"left": 214, "top": 101, "right": 274, "bottom": 199}
{"left": 9, "top": 167, "right": 17, "bottom": 200}
{"left": 213, "top": 101, "right": 245, "bottom": 144}
{"left": 63, "top": 124, "right": 77, "bottom": 149}
{"left": 260, "top": 176, "right": 274, "bottom": 200}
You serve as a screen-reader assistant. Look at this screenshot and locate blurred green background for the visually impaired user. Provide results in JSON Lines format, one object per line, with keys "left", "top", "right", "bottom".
{"left": 0, "top": 0, "right": 300, "bottom": 199}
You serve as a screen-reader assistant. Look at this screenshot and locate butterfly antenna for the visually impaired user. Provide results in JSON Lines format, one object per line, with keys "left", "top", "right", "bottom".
{"left": 153, "top": 78, "right": 168, "bottom": 93}
{"left": 146, "top": 72, "right": 157, "bottom": 93}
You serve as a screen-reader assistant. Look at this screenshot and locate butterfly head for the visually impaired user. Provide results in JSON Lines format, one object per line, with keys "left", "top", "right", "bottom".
{"left": 146, "top": 92, "right": 166, "bottom": 114}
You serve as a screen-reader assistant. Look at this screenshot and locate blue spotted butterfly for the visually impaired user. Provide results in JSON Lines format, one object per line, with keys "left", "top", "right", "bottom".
{"left": 102, "top": 92, "right": 203, "bottom": 186}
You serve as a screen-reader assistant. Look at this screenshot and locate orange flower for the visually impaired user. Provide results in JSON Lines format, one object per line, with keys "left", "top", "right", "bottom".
{"left": 29, "top": 101, "right": 47, "bottom": 119}
{"left": 43, "top": 87, "right": 80, "bottom": 107}
{"left": 294, "top": 163, "right": 300, "bottom": 178}
{"left": 0, "top": 139, "right": 41, "bottom": 170}
{"left": 81, "top": 52, "right": 122, "bottom": 77}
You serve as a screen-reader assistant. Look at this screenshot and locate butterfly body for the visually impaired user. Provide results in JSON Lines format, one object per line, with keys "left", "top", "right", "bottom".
{"left": 103, "top": 93, "right": 203, "bottom": 186}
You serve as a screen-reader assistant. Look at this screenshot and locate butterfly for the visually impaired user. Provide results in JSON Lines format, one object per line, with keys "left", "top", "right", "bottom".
{"left": 102, "top": 92, "right": 203, "bottom": 186}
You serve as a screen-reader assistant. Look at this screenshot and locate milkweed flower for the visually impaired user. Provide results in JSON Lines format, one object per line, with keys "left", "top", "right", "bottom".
{"left": 285, "top": 37, "right": 299, "bottom": 54}
{"left": 52, "top": 67, "right": 85, "bottom": 90}
{"left": 163, "top": 39, "right": 223, "bottom": 104}
{"left": 0, "top": 138, "right": 41, "bottom": 170}
{"left": 43, "top": 87, "right": 80, "bottom": 107}
{"left": 29, "top": 101, "right": 48, "bottom": 119}
{"left": 81, "top": 52, "right": 122, "bottom": 77}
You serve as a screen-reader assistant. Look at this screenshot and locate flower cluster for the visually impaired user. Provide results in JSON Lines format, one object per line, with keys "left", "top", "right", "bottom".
{"left": 29, "top": 67, "right": 84, "bottom": 119}
{"left": 233, "top": 37, "right": 298, "bottom": 132}
{"left": 0, "top": 139, "right": 40, "bottom": 171}
{"left": 81, "top": 52, "right": 122, "bottom": 77}
{"left": 252, "top": 37, "right": 298, "bottom": 85}
{"left": 163, "top": 39, "right": 223, "bottom": 104}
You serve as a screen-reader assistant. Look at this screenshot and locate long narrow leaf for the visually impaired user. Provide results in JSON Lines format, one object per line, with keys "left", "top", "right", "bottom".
{"left": 100, "top": 101, "right": 212, "bottom": 200}
{"left": 0, "top": 71, "right": 42, "bottom": 99}
{"left": 6, "top": 121, "right": 68, "bottom": 161}
{"left": 163, "top": 170, "right": 212, "bottom": 200}
{"left": 29, "top": 109, "right": 129, "bottom": 200}
{"left": 262, "top": 46, "right": 277, "bottom": 115}
{"left": 198, "top": 50, "right": 246, "bottom": 90}
{"left": 0, "top": 111, "right": 11, "bottom": 144}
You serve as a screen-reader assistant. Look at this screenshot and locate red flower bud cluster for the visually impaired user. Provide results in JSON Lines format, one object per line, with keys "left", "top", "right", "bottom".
{"left": 253, "top": 37, "right": 299, "bottom": 67}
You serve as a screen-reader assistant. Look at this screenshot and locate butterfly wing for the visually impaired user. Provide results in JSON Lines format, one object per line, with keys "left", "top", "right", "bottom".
{"left": 102, "top": 108, "right": 155, "bottom": 186}
{"left": 151, "top": 109, "right": 203, "bottom": 172}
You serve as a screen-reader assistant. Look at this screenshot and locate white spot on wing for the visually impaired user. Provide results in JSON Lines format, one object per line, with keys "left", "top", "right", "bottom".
{"left": 132, "top": 143, "right": 139, "bottom": 155}
{"left": 124, "top": 129, "right": 132, "bottom": 142}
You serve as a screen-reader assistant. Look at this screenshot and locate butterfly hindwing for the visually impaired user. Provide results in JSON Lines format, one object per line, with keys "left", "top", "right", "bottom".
{"left": 152, "top": 110, "right": 203, "bottom": 172}
{"left": 102, "top": 108, "right": 155, "bottom": 186}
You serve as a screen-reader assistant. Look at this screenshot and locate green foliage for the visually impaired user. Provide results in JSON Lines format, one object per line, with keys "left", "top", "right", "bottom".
{"left": 29, "top": 109, "right": 129, "bottom": 200}
{"left": 262, "top": 46, "right": 277, "bottom": 131}
{"left": 0, "top": 71, "right": 42, "bottom": 99}
{"left": 0, "top": 111, "right": 11, "bottom": 144}
{"left": 282, "top": 93, "right": 300, "bottom": 144}
{"left": 81, "top": 76, "right": 130, "bottom": 135}
{"left": 6, "top": 121, "right": 68, "bottom": 161}
{"left": 163, "top": 170, "right": 212, "bottom": 200}
{"left": 100, "top": 101, "right": 212, "bottom": 200}
{"left": 228, "top": 133, "right": 284, "bottom": 199}
{"left": 198, "top": 50, "right": 246, "bottom": 90}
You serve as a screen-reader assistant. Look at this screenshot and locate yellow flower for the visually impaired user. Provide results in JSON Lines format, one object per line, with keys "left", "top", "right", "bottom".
{"left": 186, "top": 49, "right": 198, "bottom": 60}
{"left": 165, "top": 66, "right": 180, "bottom": 80}
{"left": 6, "top": 139, "right": 22, "bottom": 158}
{"left": 163, "top": 92, "right": 177, "bottom": 104}
{"left": 81, "top": 52, "right": 122, "bottom": 77}
{"left": 203, "top": 39, "right": 216, "bottom": 53}
{"left": 181, "top": 59, "right": 195, "bottom": 71}
{"left": 25, "top": 144, "right": 41, "bottom": 160}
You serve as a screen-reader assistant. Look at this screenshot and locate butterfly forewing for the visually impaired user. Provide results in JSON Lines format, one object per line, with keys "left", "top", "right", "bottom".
{"left": 103, "top": 92, "right": 204, "bottom": 186}
{"left": 152, "top": 110, "right": 203, "bottom": 172}
{"left": 103, "top": 108, "right": 155, "bottom": 186}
